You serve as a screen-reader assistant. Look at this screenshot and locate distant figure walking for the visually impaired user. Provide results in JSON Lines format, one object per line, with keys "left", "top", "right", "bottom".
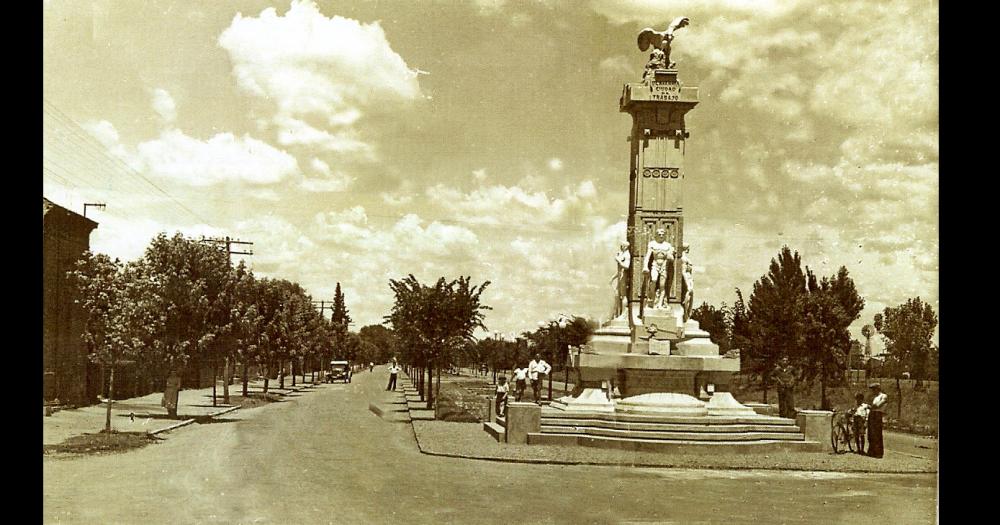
{"left": 867, "top": 383, "right": 888, "bottom": 458}
{"left": 528, "top": 354, "right": 552, "bottom": 404}
{"left": 369, "top": 362, "right": 374, "bottom": 373}
{"left": 386, "top": 359, "right": 400, "bottom": 391}
{"left": 480, "top": 363, "right": 489, "bottom": 377}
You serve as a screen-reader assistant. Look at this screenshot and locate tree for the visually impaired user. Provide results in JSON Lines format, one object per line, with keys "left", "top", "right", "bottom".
{"left": 745, "top": 247, "right": 809, "bottom": 402}
{"left": 730, "top": 288, "right": 750, "bottom": 372}
{"left": 140, "top": 233, "right": 231, "bottom": 417}
{"left": 385, "top": 275, "right": 491, "bottom": 409}
{"left": 70, "top": 254, "right": 160, "bottom": 432}
{"left": 690, "top": 302, "right": 732, "bottom": 354}
{"left": 330, "top": 282, "right": 352, "bottom": 373}
{"left": 358, "top": 324, "right": 395, "bottom": 364}
{"left": 800, "top": 267, "right": 864, "bottom": 410}
{"left": 874, "top": 297, "right": 938, "bottom": 391}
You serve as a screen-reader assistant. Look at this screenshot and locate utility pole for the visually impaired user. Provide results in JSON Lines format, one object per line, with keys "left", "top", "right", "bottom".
{"left": 83, "top": 203, "right": 106, "bottom": 217}
{"left": 311, "top": 300, "right": 334, "bottom": 379}
{"left": 197, "top": 236, "right": 254, "bottom": 405}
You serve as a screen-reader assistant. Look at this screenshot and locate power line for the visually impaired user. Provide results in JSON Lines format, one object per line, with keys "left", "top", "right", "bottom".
{"left": 43, "top": 99, "right": 209, "bottom": 224}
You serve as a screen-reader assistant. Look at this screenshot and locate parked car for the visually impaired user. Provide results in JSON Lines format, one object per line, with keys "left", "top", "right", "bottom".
{"left": 326, "top": 361, "right": 352, "bottom": 383}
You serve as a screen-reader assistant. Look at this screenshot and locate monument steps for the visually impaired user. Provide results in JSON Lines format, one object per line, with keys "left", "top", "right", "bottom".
{"left": 538, "top": 419, "right": 803, "bottom": 434}
{"left": 539, "top": 425, "right": 806, "bottom": 442}
{"left": 540, "top": 409, "right": 797, "bottom": 427}
{"left": 526, "top": 432, "right": 825, "bottom": 454}
{"left": 483, "top": 421, "right": 505, "bottom": 441}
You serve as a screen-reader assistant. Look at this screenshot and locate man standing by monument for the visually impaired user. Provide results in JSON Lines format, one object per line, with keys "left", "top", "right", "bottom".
{"left": 643, "top": 228, "right": 675, "bottom": 309}
{"left": 528, "top": 354, "right": 552, "bottom": 403}
{"left": 611, "top": 242, "right": 631, "bottom": 319}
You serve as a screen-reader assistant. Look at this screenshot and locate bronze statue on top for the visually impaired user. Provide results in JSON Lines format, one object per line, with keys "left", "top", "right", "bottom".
{"left": 638, "top": 16, "right": 689, "bottom": 76}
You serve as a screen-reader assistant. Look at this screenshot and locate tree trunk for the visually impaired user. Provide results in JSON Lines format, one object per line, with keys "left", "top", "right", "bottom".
{"left": 820, "top": 378, "right": 828, "bottom": 411}
{"left": 896, "top": 378, "right": 902, "bottom": 420}
{"left": 263, "top": 364, "right": 270, "bottom": 394}
{"left": 302, "top": 358, "right": 306, "bottom": 383}
{"left": 425, "top": 361, "right": 434, "bottom": 410}
{"left": 223, "top": 356, "right": 231, "bottom": 405}
{"left": 291, "top": 358, "right": 297, "bottom": 387}
{"left": 435, "top": 364, "right": 441, "bottom": 409}
{"left": 212, "top": 359, "right": 218, "bottom": 407}
{"left": 104, "top": 366, "right": 115, "bottom": 433}
{"left": 242, "top": 362, "right": 249, "bottom": 397}
{"left": 279, "top": 361, "right": 285, "bottom": 389}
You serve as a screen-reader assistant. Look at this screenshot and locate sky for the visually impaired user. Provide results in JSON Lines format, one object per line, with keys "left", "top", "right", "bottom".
{"left": 43, "top": 0, "right": 939, "bottom": 349}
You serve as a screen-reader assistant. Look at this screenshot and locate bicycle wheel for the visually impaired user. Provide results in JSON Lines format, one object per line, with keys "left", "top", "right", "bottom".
{"left": 830, "top": 415, "right": 840, "bottom": 452}
{"left": 831, "top": 424, "right": 847, "bottom": 453}
{"left": 845, "top": 423, "right": 856, "bottom": 453}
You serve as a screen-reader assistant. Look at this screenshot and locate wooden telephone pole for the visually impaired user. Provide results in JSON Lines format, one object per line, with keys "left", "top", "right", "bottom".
{"left": 197, "top": 236, "right": 254, "bottom": 405}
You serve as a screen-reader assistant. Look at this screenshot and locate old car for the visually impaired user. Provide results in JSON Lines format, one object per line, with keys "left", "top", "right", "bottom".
{"left": 326, "top": 360, "right": 352, "bottom": 383}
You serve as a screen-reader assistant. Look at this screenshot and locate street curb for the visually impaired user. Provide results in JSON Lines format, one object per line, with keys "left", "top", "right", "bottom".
{"left": 209, "top": 406, "right": 241, "bottom": 418}
{"left": 148, "top": 418, "right": 196, "bottom": 436}
{"left": 411, "top": 446, "right": 938, "bottom": 474}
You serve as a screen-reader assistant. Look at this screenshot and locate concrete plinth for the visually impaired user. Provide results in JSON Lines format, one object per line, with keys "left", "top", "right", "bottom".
{"left": 505, "top": 402, "right": 541, "bottom": 444}
{"left": 550, "top": 388, "right": 615, "bottom": 413}
{"left": 796, "top": 409, "right": 833, "bottom": 452}
{"left": 616, "top": 393, "right": 707, "bottom": 416}
{"left": 674, "top": 337, "right": 719, "bottom": 357}
{"left": 705, "top": 392, "right": 757, "bottom": 417}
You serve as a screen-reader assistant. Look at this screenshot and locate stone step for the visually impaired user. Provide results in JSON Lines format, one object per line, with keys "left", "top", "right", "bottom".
{"left": 540, "top": 410, "right": 797, "bottom": 426}
{"left": 483, "top": 421, "right": 505, "bottom": 442}
{"left": 527, "top": 432, "right": 824, "bottom": 454}
{"left": 539, "top": 425, "right": 806, "bottom": 442}
{"left": 540, "top": 418, "right": 803, "bottom": 434}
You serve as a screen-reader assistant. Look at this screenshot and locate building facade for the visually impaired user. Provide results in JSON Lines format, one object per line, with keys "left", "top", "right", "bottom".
{"left": 43, "top": 197, "right": 99, "bottom": 405}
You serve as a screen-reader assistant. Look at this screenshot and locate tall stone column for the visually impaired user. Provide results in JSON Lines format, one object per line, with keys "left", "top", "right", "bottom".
{"left": 620, "top": 69, "right": 698, "bottom": 332}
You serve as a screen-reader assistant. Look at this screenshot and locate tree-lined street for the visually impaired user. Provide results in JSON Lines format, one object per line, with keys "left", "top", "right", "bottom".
{"left": 44, "top": 369, "right": 935, "bottom": 525}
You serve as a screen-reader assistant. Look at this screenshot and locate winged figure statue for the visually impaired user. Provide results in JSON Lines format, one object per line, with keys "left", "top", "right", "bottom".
{"left": 637, "top": 17, "right": 690, "bottom": 70}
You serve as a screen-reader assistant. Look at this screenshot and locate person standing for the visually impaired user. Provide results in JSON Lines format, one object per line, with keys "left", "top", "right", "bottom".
{"left": 512, "top": 364, "right": 528, "bottom": 402}
{"left": 773, "top": 357, "right": 797, "bottom": 419}
{"left": 386, "top": 359, "right": 400, "bottom": 391}
{"left": 528, "top": 354, "right": 552, "bottom": 404}
{"left": 369, "top": 362, "right": 374, "bottom": 373}
{"left": 850, "top": 392, "right": 869, "bottom": 455}
{"left": 867, "top": 383, "right": 888, "bottom": 458}
{"left": 495, "top": 376, "right": 510, "bottom": 418}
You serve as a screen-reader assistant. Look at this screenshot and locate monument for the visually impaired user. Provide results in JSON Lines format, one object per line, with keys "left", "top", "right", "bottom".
{"left": 553, "top": 17, "right": 742, "bottom": 414}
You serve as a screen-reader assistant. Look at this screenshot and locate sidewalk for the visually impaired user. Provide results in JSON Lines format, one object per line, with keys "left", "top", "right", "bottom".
{"left": 42, "top": 377, "right": 318, "bottom": 446}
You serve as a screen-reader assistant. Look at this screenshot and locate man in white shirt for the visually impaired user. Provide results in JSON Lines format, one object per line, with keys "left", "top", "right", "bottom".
{"left": 512, "top": 365, "right": 529, "bottom": 402}
{"left": 867, "top": 383, "right": 888, "bottom": 458}
{"left": 386, "top": 359, "right": 400, "bottom": 391}
{"left": 528, "top": 354, "right": 552, "bottom": 403}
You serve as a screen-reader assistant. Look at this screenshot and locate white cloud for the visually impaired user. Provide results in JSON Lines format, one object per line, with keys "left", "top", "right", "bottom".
{"left": 135, "top": 129, "right": 300, "bottom": 186}
{"left": 548, "top": 158, "right": 563, "bottom": 171}
{"left": 218, "top": 0, "right": 422, "bottom": 155}
{"left": 150, "top": 88, "right": 176, "bottom": 124}
{"left": 472, "top": 168, "right": 487, "bottom": 181}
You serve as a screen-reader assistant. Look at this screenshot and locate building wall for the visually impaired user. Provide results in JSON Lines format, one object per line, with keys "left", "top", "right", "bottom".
{"left": 42, "top": 203, "right": 97, "bottom": 405}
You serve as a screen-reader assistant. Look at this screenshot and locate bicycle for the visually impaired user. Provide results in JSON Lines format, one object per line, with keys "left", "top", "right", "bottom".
{"left": 831, "top": 408, "right": 856, "bottom": 454}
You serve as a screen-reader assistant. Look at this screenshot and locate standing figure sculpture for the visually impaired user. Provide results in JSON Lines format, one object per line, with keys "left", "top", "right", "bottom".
{"left": 680, "top": 246, "right": 694, "bottom": 321}
{"left": 638, "top": 16, "right": 690, "bottom": 73}
{"left": 610, "top": 242, "right": 631, "bottom": 319}
{"left": 642, "top": 228, "right": 675, "bottom": 309}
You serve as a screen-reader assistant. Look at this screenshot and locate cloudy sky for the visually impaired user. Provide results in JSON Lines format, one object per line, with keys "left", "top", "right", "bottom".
{"left": 43, "top": 0, "right": 938, "bottom": 346}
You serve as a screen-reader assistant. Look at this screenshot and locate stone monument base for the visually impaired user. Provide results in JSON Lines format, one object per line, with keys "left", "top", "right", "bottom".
{"left": 550, "top": 388, "right": 615, "bottom": 413}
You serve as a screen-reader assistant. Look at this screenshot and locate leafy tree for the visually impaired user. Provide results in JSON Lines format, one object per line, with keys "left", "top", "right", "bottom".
{"left": 730, "top": 288, "right": 750, "bottom": 371}
{"left": 874, "top": 297, "right": 938, "bottom": 390}
{"left": 690, "top": 302, "right": 732, "bottom": 354}
{"left": 800, "top": 267, "right": 864, "bottom": 409}
{"left": 385, "top": 275, "right": 491, "bottom": 408}
{"left": 330, "top": 282, "right": 352, "bottom": 372}
{"left": 358, "top": 324, "right": 395, "bottom": 364}
{"left": 745, "top": 247, "right": 809, "bottom": 402}
{"left": 140, "top": 233, "right": 230, "bottom": 417}
{"left": 70, "top": 253, "right": 160, "bottom": 432}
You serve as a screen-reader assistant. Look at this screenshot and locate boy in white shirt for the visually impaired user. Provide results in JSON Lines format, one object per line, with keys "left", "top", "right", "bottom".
{"left": 849, "top": 392, "right": 869, "bottom": 454}
{"left": 512, "top": 365, "right": 528, "bottom": 402}
{"left": 495, "top": 376, "right": 510, "bottom": 417}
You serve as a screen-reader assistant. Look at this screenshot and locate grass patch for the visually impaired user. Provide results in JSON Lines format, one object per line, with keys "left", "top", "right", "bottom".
{"left": 234, "top": 393, "right": 283, "bottom": 409}
{"left": 733, "top": 377, "right": 939, "bottom": 437}
{"left": 43, "top": 431, "right": 158, "bottom": 456}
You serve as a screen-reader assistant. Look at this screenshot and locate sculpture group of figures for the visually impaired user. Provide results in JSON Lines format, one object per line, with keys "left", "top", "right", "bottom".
{"left": 610, "top": 228, "right": 694, "bottom": 323}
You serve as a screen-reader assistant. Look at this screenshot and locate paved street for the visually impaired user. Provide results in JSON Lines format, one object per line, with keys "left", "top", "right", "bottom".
{"left": 44, "top": 370, "right": 937, "bottom": 524}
